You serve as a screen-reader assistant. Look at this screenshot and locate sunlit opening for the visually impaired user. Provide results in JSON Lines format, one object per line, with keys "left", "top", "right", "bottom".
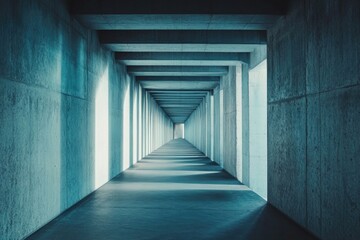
{"left": 174, "top": 123, "right": 184, "bottom": 139}
{"left": 95, "top": 67, "right": 109, "bottom": 188}
{"left": 122, "top": 84, "right": 131, "bottom": 170}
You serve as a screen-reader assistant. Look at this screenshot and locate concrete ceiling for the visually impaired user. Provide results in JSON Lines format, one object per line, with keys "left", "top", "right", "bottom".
{"left": 70, "top": 0, "right": 288, "bottom": 123}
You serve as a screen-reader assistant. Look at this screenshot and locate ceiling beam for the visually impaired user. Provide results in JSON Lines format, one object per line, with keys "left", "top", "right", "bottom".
{"left": 127, "top": 66, "right": 228, "bottom": 76}
{"left": 139, "top": 81, "right": 219, "bottom": 90}
{"left": 70, "top": 0, "right": 288, "bottom": 15}
{"left": 74, "top": 15, "right": 281, "bottom": 30}
{"left": 99, "top": 30, "right": 266, "bottom": 52}
{"left": 137, "top": 76, "right": 220, "bottom": 82}
{"left": 116, "top": 52, "right": 249, "bottom": 66}
{"left": 148, "top": 90, "right": 209, "bottom": 93}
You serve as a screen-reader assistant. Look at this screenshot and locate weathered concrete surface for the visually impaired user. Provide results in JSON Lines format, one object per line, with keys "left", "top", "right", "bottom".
{"left": 319, "top": 86, "right": 360, "bottom": 240}
{"left": 249, "top": 45, "right": 267, "bottom": 70}
{"left": 0, "top": 0, "right": 173, "bottom": 239}
{"left": 268, "top": 0, "right": 360, "bottom": 239}
{"left": 268, "top": 98, "right": 307, "bottom": 226}
{"left": 267, "top": 1, "right": 306, "bottom": 103}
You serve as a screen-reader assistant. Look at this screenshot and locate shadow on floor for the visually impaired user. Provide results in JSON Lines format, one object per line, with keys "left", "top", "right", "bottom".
{"left": 27, "top": 139, "right": 317, "bottom": 240}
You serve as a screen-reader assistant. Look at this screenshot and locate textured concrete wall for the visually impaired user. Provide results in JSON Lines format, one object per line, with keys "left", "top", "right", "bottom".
{"left": 249, "top": 45, "right": 267, "bottom": 70}
{"left": 268, "top": 0, "right": 360, "bottom": 239}
{"left": 0, "top": 0, "right": 172, "bottom": 239}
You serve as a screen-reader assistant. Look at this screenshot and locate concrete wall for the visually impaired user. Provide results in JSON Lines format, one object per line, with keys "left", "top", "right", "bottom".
{"left": 185, "top": 93, "right": 211, "bottom": 155}
{"left": 0, "top": 0, "right": 172, "bottom": 239}
{"left": 267, "top": 0, "right": 360, "bottom": 239}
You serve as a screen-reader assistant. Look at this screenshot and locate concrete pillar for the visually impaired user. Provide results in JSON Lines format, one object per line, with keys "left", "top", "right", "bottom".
{"left": 239, "top": 64, "right": 250, "bottom": 186}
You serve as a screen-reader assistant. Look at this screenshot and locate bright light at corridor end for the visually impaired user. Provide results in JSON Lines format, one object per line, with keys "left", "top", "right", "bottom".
{"left": 174, "top": 123, "right": 184, "bottom": 139}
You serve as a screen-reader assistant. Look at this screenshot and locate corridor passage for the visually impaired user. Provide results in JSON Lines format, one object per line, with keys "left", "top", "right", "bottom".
{"left": 28, "top": 140, "right": 315, "bottom": 240}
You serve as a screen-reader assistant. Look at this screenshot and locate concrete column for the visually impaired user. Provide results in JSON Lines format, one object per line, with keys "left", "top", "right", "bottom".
{"left": 240, "top": 64, "right": 250, "bottom": 186}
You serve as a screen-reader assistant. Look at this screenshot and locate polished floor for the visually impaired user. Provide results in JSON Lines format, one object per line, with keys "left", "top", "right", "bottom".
{"left": 28, "top": 139, "right": 316, "bottom": 240}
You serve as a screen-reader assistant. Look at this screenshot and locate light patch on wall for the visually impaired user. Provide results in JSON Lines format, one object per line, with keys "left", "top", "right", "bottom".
{"left": 122, "top": 85, "right": 131, "bottom": 170}
{"left": 95, "top": 67, "right": 109, "bottom": 188}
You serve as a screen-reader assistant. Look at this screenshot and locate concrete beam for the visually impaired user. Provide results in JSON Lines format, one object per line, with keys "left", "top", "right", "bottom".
{"left": 160, "top": 108, "right": 199, "bottom": 112}
{"left": 152, "top": 93, "right": 207, "bottom": 97}
{"left": 161, "top": 105, "right": 198, "bottom": 108}
{"left": 136, "top": 76, "right": 220, "bottom": 82}
{"left": 70, "top": 0, "right": 288, "bottom": 15}
{"left": 116, "top": 52, "right": 249, "bottom": 66}
{"left": 148, "top": 90, "right": 209, "bottom": 93}
{"left": 74, "top": 14, "right": 281, "bottom": 30}
{"left": 153, "top": 99, "right": 205, "bottom": 102}
{"left": 139, "top": 81, "right": 219, "bottom": 90}
{"left": 156, "top": 100, "right": 204, "bottom": 104}
{"left": 127, "top": 66, "right": 229, "bottom": 76}
{"left": 99, "top": 30, "right": 266, "bottom": 52}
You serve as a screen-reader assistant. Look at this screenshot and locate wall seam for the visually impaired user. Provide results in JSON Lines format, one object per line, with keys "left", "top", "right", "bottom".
{"left": 270, "top": 83, "right": 360, "bottom": 105}
{"left": 268, "top": 94, "right": 307, "bottom": 105}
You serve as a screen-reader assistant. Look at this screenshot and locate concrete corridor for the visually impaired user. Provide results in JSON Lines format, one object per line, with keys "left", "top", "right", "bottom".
{"left": 28, "top": 139, "right": 315, "bottom": 240}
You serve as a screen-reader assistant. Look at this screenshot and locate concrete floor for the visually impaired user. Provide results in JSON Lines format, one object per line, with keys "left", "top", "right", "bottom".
{"left": 28, "top": 139, "right": 316, "bottom": 240}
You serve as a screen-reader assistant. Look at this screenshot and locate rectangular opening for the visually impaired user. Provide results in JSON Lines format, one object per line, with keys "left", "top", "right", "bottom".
{"left": 174, "top": 123, "right": 184, "bottom": 139}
